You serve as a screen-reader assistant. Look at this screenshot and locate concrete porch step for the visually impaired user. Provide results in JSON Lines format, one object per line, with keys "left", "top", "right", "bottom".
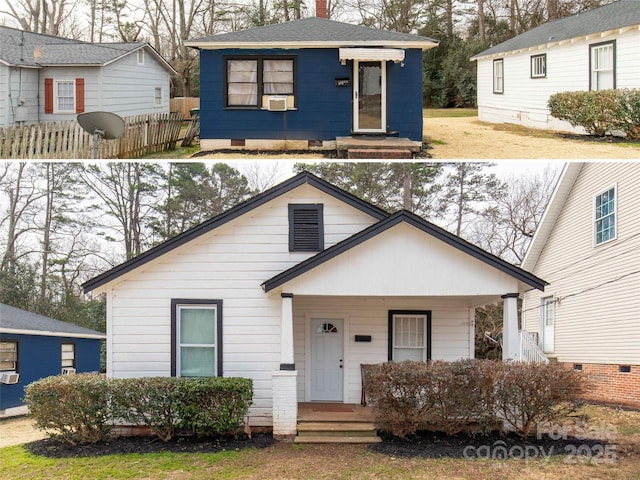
{"left": 297, "top": 422, "right": 377, "bottom": 432}
{"left": 295, "top": 419, "right": 381, "bottom": 443}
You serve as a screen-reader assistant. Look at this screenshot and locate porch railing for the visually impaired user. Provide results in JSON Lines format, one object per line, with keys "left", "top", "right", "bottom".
{"left": 519, "top": 330, "right": 549, "bottom": 363}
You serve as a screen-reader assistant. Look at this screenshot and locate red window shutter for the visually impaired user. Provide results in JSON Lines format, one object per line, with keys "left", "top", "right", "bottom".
{"left": 44, "top": 78, "right": 54, "bottom": 114}
{"left": 75, "top": 78, "right": 85, "bottom": 113}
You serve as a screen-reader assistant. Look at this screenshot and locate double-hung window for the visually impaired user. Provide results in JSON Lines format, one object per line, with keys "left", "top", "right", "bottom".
{"left": 493, "top": 59, "right": 504, "bottom": 94}
{"left": 171, "top": 300, "right": 222, "bottom": 377}
{"left": 531, "top": 54, "right": 546, "bottom": 78}
{"left": 594, "top": 185, "right": 616, "bottom": 245}
{"left": 388, "top": 311, "right": 431, "bottom": 362}
{"left": 226, "top": 56, "right": 295, "bottom": 108}
{"left": 61, "top": 343, "right": 76, "bottom": 371}
{"left": 0, "top": 341, "right": 18, "bottom": 371}
{"left": 56, "top": 80, "right": 75, "bottom": 113}
{"left": 590, "top": 41, "right": 615, "bottom": 90}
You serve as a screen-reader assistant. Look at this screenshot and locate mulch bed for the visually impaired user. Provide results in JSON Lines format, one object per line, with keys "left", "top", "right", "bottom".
{"left": 25, "top": 433, "right": 274, "bottom": 458}
{"left": 371, "top": 430, "right": 612, "bottom": 460}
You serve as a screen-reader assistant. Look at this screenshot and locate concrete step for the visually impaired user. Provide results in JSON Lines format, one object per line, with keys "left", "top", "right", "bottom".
{"left": 294, "top": 435, "right": 382, "bottom": 444}
{"left": 297, "top": 422, "right": 377, "bottom": 432}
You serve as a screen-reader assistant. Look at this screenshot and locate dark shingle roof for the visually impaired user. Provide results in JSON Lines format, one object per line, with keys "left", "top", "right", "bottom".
{"left": 473, "top": 0, "right": 640, "bottom": 59}
{"left": 186, "top": 17, "right": 437, "bottom": 48}
{"left": 0, "top": 26, "right": 172, "bottom": 71}
{"left": 0, "top": 303, "right": 105, "bottom": 338}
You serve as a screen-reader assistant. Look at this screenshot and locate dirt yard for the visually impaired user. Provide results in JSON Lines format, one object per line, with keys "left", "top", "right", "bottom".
{"left": 424, "top": 116, "right": 640, "bottom": 159}
{"left": 0, "top": 416, "right": 46, "bottom": 448}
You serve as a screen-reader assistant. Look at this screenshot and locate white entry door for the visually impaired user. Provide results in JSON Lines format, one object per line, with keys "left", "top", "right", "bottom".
{"left": 310, "top": 318, "right": 343, "bottom": 401}
{"left": 353, "top": 60, "right": 386, "bottom": 133}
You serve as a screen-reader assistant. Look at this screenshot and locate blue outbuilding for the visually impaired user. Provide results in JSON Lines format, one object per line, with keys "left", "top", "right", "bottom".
{"left": 185, "top": 13, "right": 438, "bottom": 153}
{"left": 0, "top": 303, "right": 105, "bottom": 417}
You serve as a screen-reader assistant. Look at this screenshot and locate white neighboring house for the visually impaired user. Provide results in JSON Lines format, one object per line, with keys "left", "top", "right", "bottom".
{"left": 471, "top": 0, "right": 640, "bottom": 133}
{"left": 83, "top": 171, "right": 545, "bottom": 439}
{"left": 0, "top": 26, "right": 177, "bottom": 127}
{"left": 522, "top": 162, "right": 640, "bottom": 409}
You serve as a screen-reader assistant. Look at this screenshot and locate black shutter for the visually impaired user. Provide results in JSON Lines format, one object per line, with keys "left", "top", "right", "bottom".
{"left": 289, "top": 204, "right": 324, "bottom": 252}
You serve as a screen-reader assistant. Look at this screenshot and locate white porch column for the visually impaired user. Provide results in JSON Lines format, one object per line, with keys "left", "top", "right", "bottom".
{"left": 272, "top": 292, "right": 297, "bottom": 440}
{"left": 502, "top": 293, "right": 520, "bottom": 361}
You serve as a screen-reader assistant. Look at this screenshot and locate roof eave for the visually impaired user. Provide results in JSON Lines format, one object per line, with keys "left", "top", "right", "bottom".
{"left": 0, "top": 327, "right": 105, "bottom": 339}
{"left": 185, "top": 40, "right": 438, "bottom": 50}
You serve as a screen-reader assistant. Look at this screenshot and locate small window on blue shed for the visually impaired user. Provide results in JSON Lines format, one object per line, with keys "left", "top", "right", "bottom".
{"left": 289, "top": 204, "right": 324, "bottom": 252}
{"left": 61, "top": 343, "right": 75, "bottom": 370}
{"left": 0, "top": 341, "right": 18, "bottom": 371}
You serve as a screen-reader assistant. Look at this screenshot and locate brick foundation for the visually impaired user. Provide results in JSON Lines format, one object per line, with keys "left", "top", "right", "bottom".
{"left": 564, "top": 362, "right": 640, "bottom": 409}
{"left": 347, "top": 148, "right": 413, "bottom": 159}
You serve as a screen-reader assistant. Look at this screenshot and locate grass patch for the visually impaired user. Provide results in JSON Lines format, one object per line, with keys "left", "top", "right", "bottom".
{"left": 141, "top": 144, "right": 200, "bottom": 159}
{"left": 424, "top": 108, "right": 478, "bottom": 118}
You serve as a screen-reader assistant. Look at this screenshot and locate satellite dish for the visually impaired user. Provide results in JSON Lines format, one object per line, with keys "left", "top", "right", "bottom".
{"left": 77, "top": 111, "right": 125, "bottom": 158}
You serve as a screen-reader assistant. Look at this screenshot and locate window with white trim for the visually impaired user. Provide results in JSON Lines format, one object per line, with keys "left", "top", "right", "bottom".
{"left": 137, "top": 49, "right": 144, "bottom": 65}
{"left": 0, "top": 341, "right": 18, "bottom": 371}
{"left": 590, "top": 41, "right": 615, "bottom": 91}
{"left": 541, "top": 297, "right": 554, "bottom": 328}
{"left": 172, "top": 300, "right": 222, "bottom": 377}
{"left": 493, "top": 59, "right": 504, "bottom": 94}
{"left": 389, "top": 311, "right": 431, "bottom": 362}
{"left": 154, "top": 87, "right": 162, "bottom": 107}
{"left": 226, "top": 56, "right": 295, "bottom": 108}
{"left": 594, "top": 185, "right": 616, "bottom": 245}
{"left": 55, "top": 80, "right": 75, "bottom": 113}
{"left": 61, "top": 343, "right": 75, "bottom": 370}
{"left": 531, "top": 54, "right": 546, "bottom": 78}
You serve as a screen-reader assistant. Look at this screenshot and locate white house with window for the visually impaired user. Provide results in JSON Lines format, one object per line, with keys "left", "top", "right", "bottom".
{"left": 0, "top": 26, "right": 176, "bottom": 127}
{"left": 522, "top": 162, "right": 640, "bottom": 409}
{"left": 471, "top": 0, "right": 640, "bottom": 133}
{"left": 83, "top": 171, "right": 546, "bottom": 438}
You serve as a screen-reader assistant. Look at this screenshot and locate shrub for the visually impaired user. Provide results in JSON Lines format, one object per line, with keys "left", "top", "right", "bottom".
{"left": 493, "top": 361, "right": 585, "bottom": 437}
{"left": 364, "top": 360, "right": 585, "bottom": 438}
{"left": 24, "top": 374, "right": 111, "bottom": 445}
{"left": 109, "top": 377, "right": 181, "bottom": 442}
{"left": 548, "top": 89, "right": 640, "bottom": 138}
{"left": 175, "top": 377, "right": 253, "bottom": 436}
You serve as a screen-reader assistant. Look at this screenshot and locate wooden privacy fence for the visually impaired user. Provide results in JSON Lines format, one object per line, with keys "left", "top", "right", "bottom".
{"left": 0, "top": 112, "right": 184, "bottom": 159}
{"left": 170, "top": 97, "right": 200, "bottom": 118}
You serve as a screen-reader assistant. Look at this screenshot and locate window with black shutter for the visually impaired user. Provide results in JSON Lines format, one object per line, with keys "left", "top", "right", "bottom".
{"left": 289, "top": 204, "right": 324, "bottom": 252}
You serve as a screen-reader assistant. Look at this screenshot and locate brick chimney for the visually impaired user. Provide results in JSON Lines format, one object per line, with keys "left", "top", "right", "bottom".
{"left": 316, "top": 0, "right": 327, "bottom": 18}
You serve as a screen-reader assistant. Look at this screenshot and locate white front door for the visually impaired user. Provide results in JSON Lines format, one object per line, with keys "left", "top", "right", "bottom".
{"left": 541, "top": 297, "right": 555, "bottom": 353}
{"left": 310, "top": 318, "right": 344, "bottom": 401}
{"left": 353, "top": 60, "right": 386, "bottom": 133}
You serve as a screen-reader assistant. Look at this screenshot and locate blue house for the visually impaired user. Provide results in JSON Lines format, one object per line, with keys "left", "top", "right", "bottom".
{"left": 185, "top": 13, "right": 438, "bottom": 153}
{"left": 0, "top": 303, "right": 105, "bottom": 417}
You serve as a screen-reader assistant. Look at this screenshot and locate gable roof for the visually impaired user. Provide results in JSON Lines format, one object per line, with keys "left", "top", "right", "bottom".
{"left": 0, "top": 303, "right": 105, "bottom": 339}
{"left": 521, "top": 162, "right": 584, "bottom": 272}
{"left": 185, "top": 17, "right": 438, "bottom": 50}
{"left": 0, "top": 26, "right": 176, "bottom": 74}
{"left": 472, "top": 0, "right": 640, "bottom": 60}
{"left": 82, "top": 171, "right": 389, "bottom": 293}
{"left": 262, "top": 209, "right": 546, "bottom": 293}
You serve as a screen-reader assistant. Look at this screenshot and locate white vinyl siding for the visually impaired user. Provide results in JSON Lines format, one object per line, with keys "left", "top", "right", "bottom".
{"left": 104, "top": 183, "right": 379, "bottom": 426}
{"left": 594, "top": 185, "right": 616, "bottom": 245}
{"left": 523, "top": 163, "right": 640, "bottom": 365}
{"left": 476, "top": 28, "right": 639, "bottom": 133}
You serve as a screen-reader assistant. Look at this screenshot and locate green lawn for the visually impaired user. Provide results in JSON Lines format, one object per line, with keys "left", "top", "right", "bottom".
{"left": 423, "top": 108, "right": 478, "bottom": 118}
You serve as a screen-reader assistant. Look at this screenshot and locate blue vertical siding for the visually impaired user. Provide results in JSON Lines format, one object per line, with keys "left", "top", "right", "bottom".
{"left": 200, "top": 47, "right": 424, "bottom": 142}
{"left": 0, "top": 333, "right": 102, "bottom": 410}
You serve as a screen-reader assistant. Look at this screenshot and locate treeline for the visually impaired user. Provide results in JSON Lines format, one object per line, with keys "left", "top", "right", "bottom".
{"left": 0, "top": 161, "right": 557, "bottom": 334}
{"left": 2, "top": 0, "right": 614, "bottom": 106}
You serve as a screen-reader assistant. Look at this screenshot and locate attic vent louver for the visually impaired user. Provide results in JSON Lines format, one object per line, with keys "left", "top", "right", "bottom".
{"left": 289, "top": 204, "right": 324, "bottom": 252}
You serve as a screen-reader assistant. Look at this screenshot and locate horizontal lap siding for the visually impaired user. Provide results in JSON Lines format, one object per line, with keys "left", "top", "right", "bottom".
{"left": 477, "top": 29, "right": 640, "bottom": 131}
{"left": 293, "top": 297, "right": 473, "bottom": 404}
{"left": 523, "top": 163, "right": 640, "bottom": 364}
{"left": 108, "top": 183, "right": 378, "bottom": 425}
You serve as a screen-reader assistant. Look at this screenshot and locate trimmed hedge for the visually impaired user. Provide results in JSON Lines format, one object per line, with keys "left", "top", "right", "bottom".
{"left": 25, "top": 375, "right": 253, "bottom": 445}
{"left": 548, "top": 89, "right": 640, "bottom": 139}
{"left": 364, "top": 360, "right": 585, "bottom": 438}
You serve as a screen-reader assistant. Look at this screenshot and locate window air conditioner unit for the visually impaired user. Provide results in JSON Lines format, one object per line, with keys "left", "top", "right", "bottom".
{"left": 267, "top": 96, "right": 287, "bottom": 111}
{"left": 62, "top": 367, "right": 76, "bottom": 375}
{"left": 0, "top": 372, "right": 19, "bottom": 384}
